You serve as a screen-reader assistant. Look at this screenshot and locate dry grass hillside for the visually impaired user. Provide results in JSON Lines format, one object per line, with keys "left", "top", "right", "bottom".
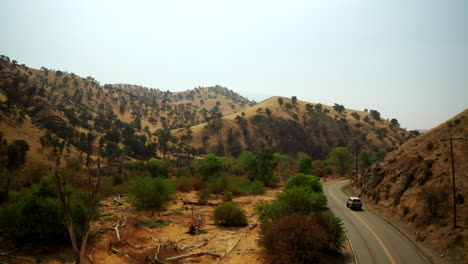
{"left": 0, "top": 57, "right": 254, "bottom": 166}
{"left": 351, "top": 109, "right": 468, "bottom": 263}
{"left": 0, "top": 56, "right": 412, "bottom": 168}
{"left": 181, "top": 96, "right": 413, "bottom": 159}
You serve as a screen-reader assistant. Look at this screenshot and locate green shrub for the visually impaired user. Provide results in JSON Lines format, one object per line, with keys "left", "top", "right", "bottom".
{"left": 284, "top": 173, "right": 322, "bottom": 193}
{"left": 134, "top": 218, "right": 168, "bottom": 228}
{"left": 207, "top": 176, "right": 228, "bottom": 195}
{"left": 112, "top": 174, "right": 123, "bottom": 185}
{"left": 0, "top": 177, "right": 98, "bottom": 241}
{"left": 255, "top": 187, "right": 327, "bottom": 225}
{"left": 259, "top": 213, "right": 344, "bottom": 264}
{"left": 213, "top": 202, "right": 248, "bottom": 226}
{"left": 176, "top": 176, "right": 192, "bottom": 192}
{"left": 197, "top": 188, "right": 210, "bottom": 204}
{"left": 129, "top": 177, "right": 174, "bottom": 213}
{"left": 125, "top": 160, "right": 146, "bottom": 171}
{"left": 249, "top": 180, "right": 266, "bottom": 195}
{"left": 199, "top": 154, "right": 224, "bottom": 181}
{"left": 297, "top": 155, "right": 313, "bottom": 175}
{"left": 147, "top": 158, "right": 169, "bottom": 178}
{"left": 223, "top": 191, "right": 233, "bottom": 202}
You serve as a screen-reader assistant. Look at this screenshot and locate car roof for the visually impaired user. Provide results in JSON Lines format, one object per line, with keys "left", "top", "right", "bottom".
{"left": 349, "top": 197, "right": 361, "bottom": 200}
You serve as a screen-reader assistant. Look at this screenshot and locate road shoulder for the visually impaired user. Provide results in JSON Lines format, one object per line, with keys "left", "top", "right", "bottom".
{"left": 341, "top": 183, "right": 442, "bottom": 264}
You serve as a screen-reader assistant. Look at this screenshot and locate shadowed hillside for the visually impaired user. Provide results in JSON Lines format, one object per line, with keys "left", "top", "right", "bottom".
{"left": 181, "top": 96, "right": 413, "bottom": 159}
{"left": 351, "top": 109, "right": 467, "bottom": 262}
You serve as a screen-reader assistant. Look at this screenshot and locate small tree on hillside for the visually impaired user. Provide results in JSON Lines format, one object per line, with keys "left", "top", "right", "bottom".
{"left": 0, "top": 134, "right": 30, "bottom": 203}
{"left": 297, "top": 154, "right": 313, "bottom": 175}
{"left": 358, "top": 151, "right": 372, "bottom": 169}
{"left": 147, "top": 158, "right": 169, "bottom": 178}
{"left": 199, "top": 154, "right": 224, "bottom": 181}
{"left": 247, "top": 148, "right": 277, "bottom": 185}
{"left": 369, "top": 110, "right": 381, "bottom": 120}
{"left": 326, "top": 147, "right": 354, "bottom": 176}
{"left": 129, "top": 177, "right": 174, "bottom": 216}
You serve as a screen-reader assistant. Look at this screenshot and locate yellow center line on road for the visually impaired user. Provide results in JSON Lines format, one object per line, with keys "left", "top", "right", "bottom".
{"left": 328, "top": 183, "right": 397, "bottom": 264}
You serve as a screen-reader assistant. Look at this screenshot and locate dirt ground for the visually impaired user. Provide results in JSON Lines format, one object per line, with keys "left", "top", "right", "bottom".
{"left": 0, "top": 179, "right": 354, "bottom": 264}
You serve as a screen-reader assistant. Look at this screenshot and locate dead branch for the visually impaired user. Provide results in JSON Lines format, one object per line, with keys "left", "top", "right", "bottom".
{"left": 245, "top": 223, "right": 257, "bottom": 230}
{"left": 155, "top": 233, "right": 162, "bottom": 261}
{"left": 0, "top": 249, "right": 17, "bottom": 256}
{"left": 114, "top": 215, "right": 128, "bottom": 241}
{"left": 112, "top": 194, "right": 123, "bottom": 205}
{"left": 111, "top": 247, "right": 133, "bottom": 261}
{"left": 216, "top": 236, "right": 242, "bottom": 264}
{"left": 166, "top": 251, "right": 221, "bottom": 261}
{"left": 173, "top": 235, "right": 216, "bottom": 254}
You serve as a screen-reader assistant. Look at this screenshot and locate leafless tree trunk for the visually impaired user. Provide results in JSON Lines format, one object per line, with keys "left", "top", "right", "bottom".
{"left": 79, "top": 158, "right": 101, "bottom": 262}
{"left": 54, "top": 152, "right": 102, "bottom": 264}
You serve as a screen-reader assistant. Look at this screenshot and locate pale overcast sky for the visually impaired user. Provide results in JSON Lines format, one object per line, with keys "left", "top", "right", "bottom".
{"left": 1, "top": 0, "right": 467, "bottom": 130}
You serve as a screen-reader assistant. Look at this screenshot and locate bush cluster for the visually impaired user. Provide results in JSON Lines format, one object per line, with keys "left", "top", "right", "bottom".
{"left": 260, "top": 213, "right": 344, "bottom": 264}
{"left": 129, "top": 177, "right": 174, "bottom": 213}
{"left": 0, "top": 177, "right": 98, "bottom": 241}
{"left": 255, "top": 173, "right": 344, "bottom": 263}
{"left": 213, "top": 202, "right": 248, "bottom": 226}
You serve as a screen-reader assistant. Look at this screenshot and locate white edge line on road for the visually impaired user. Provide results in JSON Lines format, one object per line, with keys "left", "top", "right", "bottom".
{"left": 365, "top": 204, "right": 432, "bottom": 264}
{"left": 346, "top": 233, "right": 359, "bottom": 264}
{"left": 328, "top": 182, "right": 396, "bottom": 264}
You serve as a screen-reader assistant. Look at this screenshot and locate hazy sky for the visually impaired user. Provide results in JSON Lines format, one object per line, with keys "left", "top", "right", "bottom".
{"left": 1, "top": 0, "right": 467, "bottom": 130}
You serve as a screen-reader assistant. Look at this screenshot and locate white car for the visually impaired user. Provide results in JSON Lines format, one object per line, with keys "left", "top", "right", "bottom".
{"left": 346, "top": 197, "right": 362, "bottom": 210}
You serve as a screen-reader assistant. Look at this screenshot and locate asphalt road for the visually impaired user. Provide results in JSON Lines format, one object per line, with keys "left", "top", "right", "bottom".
{"left": 324, "top": 180, "right": 430, "bottom": 264}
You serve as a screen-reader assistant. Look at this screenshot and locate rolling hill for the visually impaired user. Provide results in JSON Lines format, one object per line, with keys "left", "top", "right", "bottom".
{"left": 0, "top": 55, "right": 412, "bottom": 169}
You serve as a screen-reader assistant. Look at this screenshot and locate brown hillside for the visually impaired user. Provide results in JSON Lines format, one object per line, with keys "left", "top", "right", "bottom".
{"left": 0, "top": 56, "right": 413, "bottom": 166}
{"left": 180, "top": 96, "right": 413, "bottom": 159}
{"left": 0, "top": 57, "right": 254, "bottom": 167}
{"left": 351, "top": 109, "right": 468, "bottom": 263}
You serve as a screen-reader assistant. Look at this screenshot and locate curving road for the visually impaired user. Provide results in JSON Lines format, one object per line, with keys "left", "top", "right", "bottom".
{"left": 324, "top": 180, "right": 430, "bottom": 264}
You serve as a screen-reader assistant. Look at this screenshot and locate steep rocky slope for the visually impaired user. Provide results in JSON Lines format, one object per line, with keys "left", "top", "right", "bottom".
{"left": 351, "top": 109, "right": 467, "bottom": 262}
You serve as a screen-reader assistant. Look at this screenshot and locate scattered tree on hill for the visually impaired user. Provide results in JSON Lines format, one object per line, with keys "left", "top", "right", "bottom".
{"left": 370, "top": 151, "right": 387, "bottom": 164}
{"left": 326, "top": 147, "right": 354, "bottom": 176}
{"left": 351, "top": 112, "right": 361, "bottom": 120}
{"left": 369, "top": 109, "right": 381, "bottom": 120}
{"left": 291, "top": 96, "right": 298, "bottom": 105}
{"left": 0, "top": 134, "right": 30, "bottom": 203}
{"left": 333, "top": 103, "right": 345, "bottom": 113}
{"left": 155, "top": 128, "right": 175, "bottom": 158}
{"left": 358, "top": 151, "right": 372, "bottom": 169}
{"left": 390, "top": 118, "right": 400, "bottom": 126}
{"left": 315, "top": 103, "right": 323, "bottom": 112}
{"left": 278, "top": 98, "right": 284, "bottom": 105}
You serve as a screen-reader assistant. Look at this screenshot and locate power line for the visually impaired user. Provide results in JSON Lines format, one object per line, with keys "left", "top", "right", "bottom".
{"left": 440, "top": 137, "right": 462, "bottom": 229}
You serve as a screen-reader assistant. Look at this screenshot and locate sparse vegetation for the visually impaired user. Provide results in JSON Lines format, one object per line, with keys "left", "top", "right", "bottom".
{"left": 129, "top": 177, "right": 175, "bottom": 214}
{"left": 213, "top": 202, "right": 248, "bottom": 226}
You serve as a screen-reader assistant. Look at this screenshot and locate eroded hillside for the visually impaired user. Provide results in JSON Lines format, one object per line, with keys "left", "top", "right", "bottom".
{"left": 351, "top": 109, "right": 467, "bottom": 262}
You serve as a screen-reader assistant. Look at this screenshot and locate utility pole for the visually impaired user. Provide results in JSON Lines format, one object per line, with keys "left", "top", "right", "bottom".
{"left": 440, "top": 137, "right": 462, "bottom": 229}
